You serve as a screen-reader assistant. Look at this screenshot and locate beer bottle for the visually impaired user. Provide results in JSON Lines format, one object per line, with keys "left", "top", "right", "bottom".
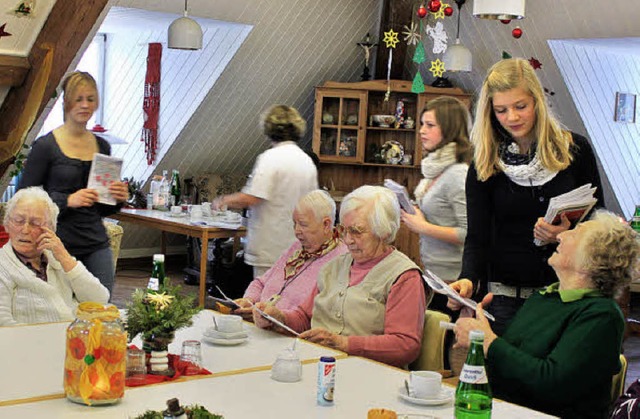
{"left": 147, "top": 254, "right": 166, "bottom": 291}
{"left": 455, "top": 330, "right": 492, "bottom": 418}
{"left": 631, "top": 205, "right": 640, "bottom": 234}
{"left": 170, "top": 170, "right": 181, "bottom": 207}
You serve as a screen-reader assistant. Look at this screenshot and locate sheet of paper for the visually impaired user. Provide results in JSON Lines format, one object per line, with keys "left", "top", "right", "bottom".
{"left": 422, "top": 269, "right": 495, "bottom": 321}
{"left": 384, "top": 178, "right": 416, "bottom": 214}
{"left": 87, "top": 153, "right": 123, "bottom": 205}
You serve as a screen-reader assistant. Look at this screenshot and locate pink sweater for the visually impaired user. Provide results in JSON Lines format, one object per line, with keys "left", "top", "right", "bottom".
{"left": 243, "top": 240, "right": 349, "bottom": 310}
{"left": 284, "top": 248, "right": 426, "bottom": 367}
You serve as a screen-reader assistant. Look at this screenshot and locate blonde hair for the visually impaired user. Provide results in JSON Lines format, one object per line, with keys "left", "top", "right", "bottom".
{"left": 422, "top": 96, "right": 472, "bottom": 164}
{"left": 61, "top": 71, "right": 99, "bottom": 120}
{"left": 260, "top": 105, "right": 306, "bottom": 143}
{"left": 579, "top": 211, "right": 640, "bottom": 298}
{"left": 339, "top": 185, "right": 400, "bottom": 244}
{"left": 471, "top": 58, "right": 574, "bottom": 181}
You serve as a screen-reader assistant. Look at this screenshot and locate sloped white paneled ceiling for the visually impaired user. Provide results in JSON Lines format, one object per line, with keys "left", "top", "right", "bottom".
{"left": 550, "top": 37, "right": 640, "bottom": 219}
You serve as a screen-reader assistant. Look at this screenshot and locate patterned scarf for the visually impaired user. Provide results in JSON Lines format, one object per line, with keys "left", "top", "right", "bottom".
{"left": 498, "top": 140, "right": 558, "bottom": 187}
{"left": 283, "top": 233, "right": 339, "bottom": 282}
{"left": 414, "top": 142, "right": 458, "bottom": 201}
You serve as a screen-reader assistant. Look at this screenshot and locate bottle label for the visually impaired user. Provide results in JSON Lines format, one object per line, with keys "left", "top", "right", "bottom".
{"left": 147, "top": 277, "right": 159, "bottom": 291}
{"left": 459, "top": 364, "right": 488, "bottom": 384}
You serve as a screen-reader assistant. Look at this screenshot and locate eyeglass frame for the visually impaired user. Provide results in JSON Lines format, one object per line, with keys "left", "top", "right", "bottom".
{"left": 336, "top": 223, "right": 368, "bottom": 240}
{"left": 7, "top": 216, "right": 48, "bottom": 229}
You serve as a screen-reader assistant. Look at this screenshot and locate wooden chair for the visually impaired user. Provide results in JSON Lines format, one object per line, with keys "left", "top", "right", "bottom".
{"left": 409, "top": 309, "right": 451, "bottom": 376}
{"left": 611, "top": 354, "right": 628, "bottom": 404}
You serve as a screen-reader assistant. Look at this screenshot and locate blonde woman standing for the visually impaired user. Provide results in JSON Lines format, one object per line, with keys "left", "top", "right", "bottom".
{"left": 459, "top": 58, "right": 603, "bottom": 334}
{"left": 19, "top": 72, "right": 128, "bottom": 295}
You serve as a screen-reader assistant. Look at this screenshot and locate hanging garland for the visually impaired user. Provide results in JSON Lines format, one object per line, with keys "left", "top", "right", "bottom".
{"left": 141, "top": 43, "right": 162, "bottom": 165}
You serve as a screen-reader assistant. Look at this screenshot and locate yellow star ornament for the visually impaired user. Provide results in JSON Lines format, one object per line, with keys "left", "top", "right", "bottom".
{"left": 429, "top": 59, "right": 445, "bottom": 78}
{"left": 146, "top": 292, "right": 175, "bottom": 311}
{"left": 434, "top": 3, "right": 450, "bottom": 19}
{"left": 383, "top": 29, "right": 399, "bottom": 48}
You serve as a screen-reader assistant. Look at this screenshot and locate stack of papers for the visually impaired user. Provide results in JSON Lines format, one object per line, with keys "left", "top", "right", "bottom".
{"left": 87, "top": 153, "right": 123, "bottom": 205}
{"left": 534, "top": 183, "right": 597, "bottom": 246}
{"left": 383, "top": 179, "right": 416, "bottom": 214}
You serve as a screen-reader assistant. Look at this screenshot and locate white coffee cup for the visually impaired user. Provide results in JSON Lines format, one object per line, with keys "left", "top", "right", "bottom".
{"left": 406, "top": 370, "right": 442, "bottom": 399}
{"left": 216, "top": 314, "right": 243, "bottom": 333}
{"left": 201, "top": 203, "right": 212, "bottom": 217}
{"left": 190, "top": 205, "right": 203, "bottom": 220}
{"left": 170, "top": 205, "right": 182, "bottom": 215}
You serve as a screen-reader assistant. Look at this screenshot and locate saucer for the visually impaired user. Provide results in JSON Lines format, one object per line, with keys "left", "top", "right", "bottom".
{"left": 168, "top": 212, "right": 187, "bottom": 218}
{"left": 204, "top": 327, "right": 247, "bottom": 340}
{"left": 202, "top": 335, "right": 248, "bottom": 346}
{"left": 398, "top": 386, "right": 454, "bottom": 406}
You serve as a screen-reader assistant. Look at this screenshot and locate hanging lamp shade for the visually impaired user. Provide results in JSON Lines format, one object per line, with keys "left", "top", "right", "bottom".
{"left": 168, "top": 1, "right": 203, "bottom": 50}
{"left": 444, "top": 39, "right": 472, "bottom": 72}
{"left": 473, "top": 0, "right": 525, "bottom": 20}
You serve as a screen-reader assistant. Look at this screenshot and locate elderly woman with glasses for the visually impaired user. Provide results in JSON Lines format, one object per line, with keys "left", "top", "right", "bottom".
{"left": 231, "top": 190, "right": 348, "bottom": 320}
{"left": 254, "top": 185, "right": 428, "bottom": 367}
{"left": 0, "top": 187, "right": 109, "bottom": 326}
{"left": 452, "top": 211, "right": 639, "bottom": 418}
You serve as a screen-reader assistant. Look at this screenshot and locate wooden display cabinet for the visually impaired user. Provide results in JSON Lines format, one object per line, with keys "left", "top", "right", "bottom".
{"left": 312, "top": 79, "right": 470, "bottom": 266}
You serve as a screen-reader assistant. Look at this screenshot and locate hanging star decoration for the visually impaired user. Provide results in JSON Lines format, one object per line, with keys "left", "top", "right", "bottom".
{"left": 402, "top": 22, "right": 421, "bottom": 46}
{"left": 426, "top": 21, "right": 448, "bottom": 54}
{"left": 0, "top": 23, "right": 12, "bottom": 40}
{"left": 429, "top": 58, "right": 446, "bottom": 78}
{"left": 383, "top": 29, "right": 399, "bottom": 48}
{"left": 529, "top": 57, "right": 542, "bottom": 70}
{"left": 433, "top": 2, "right": 450, "bottom": 19}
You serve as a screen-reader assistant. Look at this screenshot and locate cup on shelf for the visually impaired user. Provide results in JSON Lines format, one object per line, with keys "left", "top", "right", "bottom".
{"left": 216, "top": 314, "right": 243, "bottom": 334}
{"left": 405, "top": 370, "right": 442, "bottom": 399}
{"left": 125, "top": 348, "right": 147, "bottom": 385}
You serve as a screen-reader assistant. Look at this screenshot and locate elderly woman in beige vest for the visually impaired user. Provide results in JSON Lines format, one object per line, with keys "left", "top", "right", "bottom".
{"left": 254, "top": 185, "right": 427, "bottom": 367}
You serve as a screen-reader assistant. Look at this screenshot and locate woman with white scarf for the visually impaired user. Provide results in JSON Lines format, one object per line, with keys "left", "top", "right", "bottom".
{"left": 454, "top": 58, "right": 604, "bottom": 335}
{"left": 401, "top": 96, "right": 472, "bottom": 283}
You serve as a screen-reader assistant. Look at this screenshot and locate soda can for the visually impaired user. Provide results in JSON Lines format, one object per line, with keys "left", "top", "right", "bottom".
{"left": 317, "top": 356, "right": 336, "bottom": 406}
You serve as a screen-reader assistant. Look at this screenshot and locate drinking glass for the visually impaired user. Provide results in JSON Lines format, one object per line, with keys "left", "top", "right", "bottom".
{"left": 180, "top": 340, "right": 202, "bottom": 374}
{"left": 125, "top": 348, "right": 147, "bottom": 385}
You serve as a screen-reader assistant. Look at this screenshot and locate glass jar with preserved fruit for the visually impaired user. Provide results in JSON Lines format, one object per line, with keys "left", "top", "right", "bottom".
{"left": 64, "top": 302, "right": 127, "bottom": 406}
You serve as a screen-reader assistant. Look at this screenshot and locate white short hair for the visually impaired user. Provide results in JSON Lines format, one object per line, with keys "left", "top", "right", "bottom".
{"left": 339, "top": 185, "right": 400, "bottom": 244}
{"left": 4, "top": 187, "right": 59, "bottom": 231}
{"left": 295, "top": 189, "right": 337, "bottom": 224}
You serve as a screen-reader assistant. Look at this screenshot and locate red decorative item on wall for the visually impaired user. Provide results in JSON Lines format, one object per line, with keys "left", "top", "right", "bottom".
{"left": 428, "top": 0, "right": 441, "bottom": 13}
{"left": 444, "top": 6, "right": 454, "bottom": 16}
{"left": 512, "top": 27, "right": 523, "bottom": 39}
{"left": 500, "top": 19, "right": 511, "bottom": 24}
{"left": 417, "top": 4, "right": 428, "bottom": 18}
{"left": 141, "top": 43, "right": 162, "bottom": 165}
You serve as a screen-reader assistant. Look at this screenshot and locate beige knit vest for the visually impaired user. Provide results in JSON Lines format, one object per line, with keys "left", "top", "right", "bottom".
{"left": 311, "top": 250, "right": 420, "bottom": 336}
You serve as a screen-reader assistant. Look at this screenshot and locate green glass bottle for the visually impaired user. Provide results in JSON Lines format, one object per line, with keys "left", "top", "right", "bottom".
{"left": 631, "top": 205, "right": 640, "bottom": 234}
{"left": 455, "top": 330, "right": 492, "bottom": 418}
{"left": 170, "top": 169, "right": 181, "bottom": 207}
{"left": 147, "top": 254, "right": 166, "bottom": 291}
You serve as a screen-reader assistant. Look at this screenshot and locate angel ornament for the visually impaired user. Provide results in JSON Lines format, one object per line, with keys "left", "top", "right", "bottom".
{"left": 425, "top": 21, "right": 448, "bottom": 54}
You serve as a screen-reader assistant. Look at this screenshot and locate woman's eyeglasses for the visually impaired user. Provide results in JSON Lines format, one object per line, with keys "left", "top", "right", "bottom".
{"left": 9, "top": 216, "right": 46, "bottom": 228}
{"left": 336, "top": 224, "right": 367, "bottom": 239}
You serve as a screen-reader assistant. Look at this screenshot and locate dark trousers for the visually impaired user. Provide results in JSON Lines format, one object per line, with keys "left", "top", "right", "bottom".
{"left": 489, "top": 295, "right": 529, "bottom": 336}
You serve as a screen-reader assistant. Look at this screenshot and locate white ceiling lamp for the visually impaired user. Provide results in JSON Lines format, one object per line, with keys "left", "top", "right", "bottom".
{"left": 473, "top": 0, "right": 525, "bottom": 20}
{"left": 168, "top": 0, "right": 203, "bottom": 50}
{"left": 443, "top": 0, "right": 472, "bottom": 72}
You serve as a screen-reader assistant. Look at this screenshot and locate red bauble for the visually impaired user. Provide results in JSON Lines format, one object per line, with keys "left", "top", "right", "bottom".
{"left": 512, "top": 27, "right": 523, "bottom": 39}
{"left": 428, "top": 0, "right": 441, "bottom": 13}
{"left": 417, "top": 4, "right": 428, "bottom": 18}
{"left": 500, "top": 19, "right": 511, "bottom": 24}
{"left": 444, "top": 6, "right": 454, "bottom": 16}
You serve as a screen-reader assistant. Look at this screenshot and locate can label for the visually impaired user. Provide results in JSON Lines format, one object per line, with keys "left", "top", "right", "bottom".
{"left": 317, "top": 358, "right": 336, "bottom": 406}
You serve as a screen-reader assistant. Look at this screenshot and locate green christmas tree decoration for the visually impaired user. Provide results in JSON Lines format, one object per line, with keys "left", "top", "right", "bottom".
{"left": 502, "top": 51, "right": 512, "bottom": 59}
{"left": 412, "top": 72, "right": 425, "bottom": 93}
{"left": 413, "top": 42, "right": 426, "bottom": 64}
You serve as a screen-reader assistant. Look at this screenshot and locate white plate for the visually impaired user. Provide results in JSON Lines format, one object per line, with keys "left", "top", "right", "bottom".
{"left": 202, "top": 335, "right": 248, "bottom": 346}
{"left": 398, "top": 386, "right": 454, "bottom": 406}
{"left": 168, "top": 212, "right": 187, "bottom": 218}
{"left": 203, "top": 328, "right": 247, "bottom": 340}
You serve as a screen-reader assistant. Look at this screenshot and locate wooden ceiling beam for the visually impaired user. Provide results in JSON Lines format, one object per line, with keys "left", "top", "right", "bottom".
{"left": 0, "top": 55, "right": 30, "bottom": 87}
{"left": 0, "top": 0, "right": 109, "bottom": 177}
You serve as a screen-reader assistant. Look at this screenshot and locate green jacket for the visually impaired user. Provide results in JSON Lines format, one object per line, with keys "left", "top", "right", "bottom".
{"left": 487, "top": 287, "right": 623, "bottom": 418}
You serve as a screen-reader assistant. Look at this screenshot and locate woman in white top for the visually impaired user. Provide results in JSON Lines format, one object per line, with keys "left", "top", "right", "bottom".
{"left": 213, "top": 105, "right": 318, "bottom": 277}
{"left": 0, "top": 187, "right": 109, "bottom": 326}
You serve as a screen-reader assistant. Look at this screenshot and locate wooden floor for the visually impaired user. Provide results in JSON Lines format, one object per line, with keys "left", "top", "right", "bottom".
{"left": 112, "top": 256, "right": 640, "bottom": 391}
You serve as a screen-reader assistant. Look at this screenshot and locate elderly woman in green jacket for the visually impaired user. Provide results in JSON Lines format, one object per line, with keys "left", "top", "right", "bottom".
{"left": 452, "top": 211, "right": 639, "bottom": 418}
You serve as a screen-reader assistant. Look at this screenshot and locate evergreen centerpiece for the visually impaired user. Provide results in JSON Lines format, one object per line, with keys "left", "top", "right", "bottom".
{"left": 125, "top": 282, "right": 201, "bottom": 374}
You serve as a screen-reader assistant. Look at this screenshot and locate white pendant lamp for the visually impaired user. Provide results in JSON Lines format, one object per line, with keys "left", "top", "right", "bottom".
{"left": 443, "top": 0, "right": 472, "bottom": 72}
{"left": 473, "top": 0, "right": 525, "bottom": 20}
{"left": 168, "top": 0, "right": 203, "bottom": 50}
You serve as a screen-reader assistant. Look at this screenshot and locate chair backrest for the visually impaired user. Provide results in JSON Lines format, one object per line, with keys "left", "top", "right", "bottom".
{"left": 409, "top": 309, "right": 451, "bottom": 372}
{"left": 612, "top": 354, "right": 628, "bottom": 404}
{"left": 103, "top": 221, "right": 124, "bottom": 273}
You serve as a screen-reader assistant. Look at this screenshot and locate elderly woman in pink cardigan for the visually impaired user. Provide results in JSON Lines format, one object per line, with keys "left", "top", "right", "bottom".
{"left": 232, "top": 190, "right": 348, "bottom": 320}
{"left": 255, "top": 186, "right": 428, "bottom": 368}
